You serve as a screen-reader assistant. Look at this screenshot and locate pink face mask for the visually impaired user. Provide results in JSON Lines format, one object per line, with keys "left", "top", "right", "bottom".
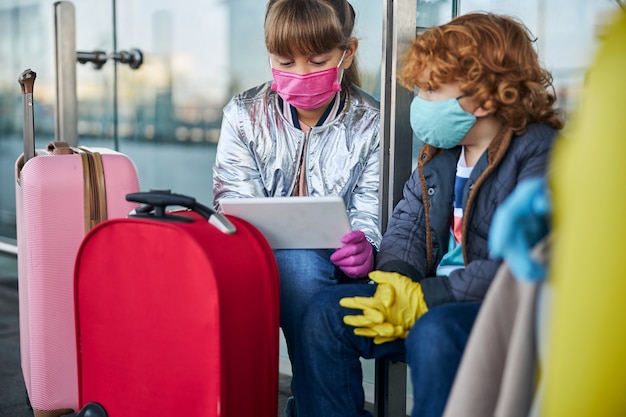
{"left": 270, "top": 51, "right": 346, "bottom": 110}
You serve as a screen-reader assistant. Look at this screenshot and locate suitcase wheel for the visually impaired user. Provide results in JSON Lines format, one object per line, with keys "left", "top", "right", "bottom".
{"left": 76, "top": 402, "right": 108, "bottom": 417}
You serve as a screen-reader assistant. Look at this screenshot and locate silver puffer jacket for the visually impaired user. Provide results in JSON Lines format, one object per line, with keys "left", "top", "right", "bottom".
{"left": 213, "top": 81, "right": 382, "bottom": 248}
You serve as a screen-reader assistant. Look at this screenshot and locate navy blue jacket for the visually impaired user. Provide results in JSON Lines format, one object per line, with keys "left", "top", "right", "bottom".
{"left": 376, "top": 123, "right": 558, "bottom": 307}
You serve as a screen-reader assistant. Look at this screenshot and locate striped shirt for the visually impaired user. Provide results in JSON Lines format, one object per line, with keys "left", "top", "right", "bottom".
{"left": 437, "top": 147, "right": 474, "bottom": 276}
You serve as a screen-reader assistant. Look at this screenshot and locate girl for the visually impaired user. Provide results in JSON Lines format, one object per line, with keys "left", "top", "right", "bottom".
{"left": 212, "top": 0, "right": 381, "bottom": 409}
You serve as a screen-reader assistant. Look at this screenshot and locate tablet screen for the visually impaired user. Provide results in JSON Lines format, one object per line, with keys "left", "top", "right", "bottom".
{"left": 220, "top": 196, "right": 351, "bottom": 249}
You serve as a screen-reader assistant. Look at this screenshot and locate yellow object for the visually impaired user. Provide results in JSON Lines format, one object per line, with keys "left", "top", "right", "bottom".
{"left": 543, "top": 11, "right": 626, "bottom": 416}
{"left": 340, "top": 271, "right": 429, "bottom": 344}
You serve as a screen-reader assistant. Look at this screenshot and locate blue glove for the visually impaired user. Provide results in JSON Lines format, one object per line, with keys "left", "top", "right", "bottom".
{"left": 489, "top": 177, "right": 551, "bottom": 281}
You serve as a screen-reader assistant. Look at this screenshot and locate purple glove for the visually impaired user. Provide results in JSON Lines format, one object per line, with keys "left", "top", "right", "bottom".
{"left": 330, "top": 230, "right": 374, "bottom": 279}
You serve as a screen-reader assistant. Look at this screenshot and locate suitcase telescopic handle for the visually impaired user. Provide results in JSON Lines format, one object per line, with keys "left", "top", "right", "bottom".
{"left": 126, "top": 190, "right": 237, "bottom": 234}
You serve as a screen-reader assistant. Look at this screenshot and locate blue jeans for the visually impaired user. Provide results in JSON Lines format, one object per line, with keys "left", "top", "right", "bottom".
{"left": 274, "top": 249, "right": 340, "bottom": 365}
{"left": 289, "top": 283, "right": 481, "bottom": 417}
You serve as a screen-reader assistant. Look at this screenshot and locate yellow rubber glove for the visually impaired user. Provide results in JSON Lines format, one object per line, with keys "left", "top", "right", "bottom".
{"left": 339, "top": 271, "right": 429, "bottom": 344}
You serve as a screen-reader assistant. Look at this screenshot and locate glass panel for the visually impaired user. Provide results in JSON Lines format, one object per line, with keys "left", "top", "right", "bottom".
{"left": 416, "top": 0, "right": 455, "bottom": 29}
{"left": 459, "top": 0, "right": 619, "bottom": 118}
{"left": 0, "top": 0, "right": 114, "bottom": 239}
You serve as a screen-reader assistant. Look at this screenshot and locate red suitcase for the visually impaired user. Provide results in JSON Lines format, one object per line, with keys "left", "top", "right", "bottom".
{"left": 73, "top": 191, "right": 280, "bottom": 417}
{"left": 16, "top": 69, "right": 141, "bottom": 417}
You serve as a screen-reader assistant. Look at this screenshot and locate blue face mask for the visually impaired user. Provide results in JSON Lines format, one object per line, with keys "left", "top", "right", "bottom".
{"left": 409, "top": 95, "right": 477, "bottom": 149}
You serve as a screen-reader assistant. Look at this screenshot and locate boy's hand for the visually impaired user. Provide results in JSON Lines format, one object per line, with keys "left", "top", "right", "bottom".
{"left": 330, "top": 230, "right": 374, "bottom": 278}
{"left": 339, "top": 271, "right": 429, "bottom": 344}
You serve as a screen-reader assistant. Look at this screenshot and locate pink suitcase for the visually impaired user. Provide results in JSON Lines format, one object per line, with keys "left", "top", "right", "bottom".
{"left": 73, "top": 191, "right": 280, "bottom": 417}
{"left": 15, "top": 69, "right": 141, "bottom": 417}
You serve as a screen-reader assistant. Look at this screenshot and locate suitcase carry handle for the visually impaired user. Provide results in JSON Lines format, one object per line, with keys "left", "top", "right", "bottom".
{"left": 127, "top": 190, "right": 237, "bottom": 234}
{"left": 18, "top": 68, "right": 37, "bottom": 165}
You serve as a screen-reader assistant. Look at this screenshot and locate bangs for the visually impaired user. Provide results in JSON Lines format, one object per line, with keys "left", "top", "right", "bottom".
{"left": 265, "top": 0, "right": 345, "bottom": 57}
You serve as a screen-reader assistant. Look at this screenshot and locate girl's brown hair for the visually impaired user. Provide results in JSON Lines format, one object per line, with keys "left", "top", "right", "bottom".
{"left": 265, "top": 0, "right": 360, "bottom": 88}
{"left": 399, "top": 12, "right": 563, "bottom": 133}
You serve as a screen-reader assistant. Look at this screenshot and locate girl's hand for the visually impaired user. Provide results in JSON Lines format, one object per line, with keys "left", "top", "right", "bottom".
{"left": 330, "top": 230, "right": 374, "bottom": 278}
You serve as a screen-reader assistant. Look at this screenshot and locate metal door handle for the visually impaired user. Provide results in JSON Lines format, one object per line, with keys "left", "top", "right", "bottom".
{"left": 77, "top": 48, "right": 144, "bottom": 70}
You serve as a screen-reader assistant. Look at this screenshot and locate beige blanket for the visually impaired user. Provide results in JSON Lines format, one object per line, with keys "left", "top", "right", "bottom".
{"left": 443, "top": 240, "right": 550, "bottom": 417}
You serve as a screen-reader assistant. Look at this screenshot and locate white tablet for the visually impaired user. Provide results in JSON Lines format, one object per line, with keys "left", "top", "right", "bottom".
{"left": 219, "top": 196, "right": 351, "bottom": 249}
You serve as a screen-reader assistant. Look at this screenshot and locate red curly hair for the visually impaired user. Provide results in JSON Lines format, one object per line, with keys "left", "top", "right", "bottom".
{"left": 398, "top": 12, "right": 563, "bottom": 134}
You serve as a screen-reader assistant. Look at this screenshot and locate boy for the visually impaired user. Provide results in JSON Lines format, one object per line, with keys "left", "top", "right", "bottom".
{"left": 289, "top": 12, "right": 563, "bottom": 417}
